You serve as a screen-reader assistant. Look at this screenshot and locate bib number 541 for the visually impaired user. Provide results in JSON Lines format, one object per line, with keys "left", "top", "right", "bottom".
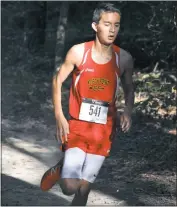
{"left": 89, "top": 105, "right": 101, "bottom": 117}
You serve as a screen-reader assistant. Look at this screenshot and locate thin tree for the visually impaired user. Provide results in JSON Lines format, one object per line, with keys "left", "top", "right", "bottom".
{"left": 54, "top": 2, "right": 70, "bottom": 73}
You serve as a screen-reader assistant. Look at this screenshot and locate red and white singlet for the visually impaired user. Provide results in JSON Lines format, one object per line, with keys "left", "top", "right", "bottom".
{"left": 66, "top": 41, "right": 121, "bottom": 156}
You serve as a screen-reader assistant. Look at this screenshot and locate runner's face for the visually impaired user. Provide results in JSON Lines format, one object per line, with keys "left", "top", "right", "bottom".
{"left": 94, "top": 12, "right": 120, "bottom": 45}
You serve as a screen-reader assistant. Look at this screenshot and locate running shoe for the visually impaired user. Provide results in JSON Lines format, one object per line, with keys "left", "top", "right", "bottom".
{"left": 40, "top": 159, "right": 63, "bottom": 191}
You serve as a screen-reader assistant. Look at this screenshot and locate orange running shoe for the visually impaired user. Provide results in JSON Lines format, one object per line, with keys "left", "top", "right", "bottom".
{"left": 40, "top": 159, "right": 63, "bottom": 191}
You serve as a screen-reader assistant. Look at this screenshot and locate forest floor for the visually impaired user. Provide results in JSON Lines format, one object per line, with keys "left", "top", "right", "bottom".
{"left": 1, "top": 52, "right": 176, "bottom": 206}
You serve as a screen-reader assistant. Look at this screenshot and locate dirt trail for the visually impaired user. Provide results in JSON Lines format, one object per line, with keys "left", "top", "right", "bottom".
{"left": 2, "top": 118, "right": 127, "bottom": 206}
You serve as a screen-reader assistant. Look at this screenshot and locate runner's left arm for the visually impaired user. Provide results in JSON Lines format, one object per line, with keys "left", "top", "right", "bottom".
{"left": 120, "top": 51, "right": 134, "bottom": 116}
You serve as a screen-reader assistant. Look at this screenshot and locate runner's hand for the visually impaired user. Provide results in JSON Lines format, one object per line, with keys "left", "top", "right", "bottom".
{"left": 120, "top": 110, "right": 132, "bottom": 133}
{"left": 56, "top": 115, "right": 69, "bottom": 144}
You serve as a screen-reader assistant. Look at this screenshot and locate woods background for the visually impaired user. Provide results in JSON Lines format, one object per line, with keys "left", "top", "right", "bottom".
{"left": 1, "top": 1, "right": 177, "bottom": 206}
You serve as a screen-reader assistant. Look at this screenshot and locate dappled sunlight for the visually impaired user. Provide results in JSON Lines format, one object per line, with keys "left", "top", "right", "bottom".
{"left": 2, "top": 134, "right": 62, "bottom": 166}
{"left": 134, "top": 95, "right": 149, "bottom": 103}
{"left": 2, "top": 118, "right": 48, "bottom": 131}
{"left": 141, "top": 173, "right": 175, "bottom": 188}
{"left": 137, "top": 193, "right": 175, "bottom": 206}
{"left": 5, "top": 137, "right": 54, "bottom": 153}
{"left": 2, "top": 142, "right": 126, "bottom": 205}
{"left": 2, "top": 143, "right": 51, "bottom": 184}
{"left": 2, "top": 143, "right": 73, "bottom": 205}
{"left": 87, "top": 190, "right": 127, "bottom": 206}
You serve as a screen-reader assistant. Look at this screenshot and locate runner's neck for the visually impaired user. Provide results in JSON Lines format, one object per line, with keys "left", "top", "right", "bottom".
{"left": 93, "top": 39, "right": 113, "bottom": 57}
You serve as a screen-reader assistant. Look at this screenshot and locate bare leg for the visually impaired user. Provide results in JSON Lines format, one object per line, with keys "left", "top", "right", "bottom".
{"left": 59, "top": 178, "right": 91, "bottom": 206}
{"left": 71, "top": 180, "right": 91, "bottom": 206}
{"left": 59, "top": 178, "right": 81, "bottom": 196}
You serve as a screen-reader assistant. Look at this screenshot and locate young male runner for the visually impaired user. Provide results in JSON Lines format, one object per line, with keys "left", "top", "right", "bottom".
{"left": 40, "top": 3, "right": 134, "bottom": 206}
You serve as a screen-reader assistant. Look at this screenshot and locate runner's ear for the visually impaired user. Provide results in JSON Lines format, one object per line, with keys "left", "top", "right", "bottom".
{"left": 91, "top": 22, "right": 97, "bottom": 32}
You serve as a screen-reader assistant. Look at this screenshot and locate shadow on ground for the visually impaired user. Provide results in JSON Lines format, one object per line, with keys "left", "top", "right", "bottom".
{"left": 92, "top": 112, "right": 176, "bottom": 206}
{"left": 1, "top": 174, "right": 70, "bottom": 206}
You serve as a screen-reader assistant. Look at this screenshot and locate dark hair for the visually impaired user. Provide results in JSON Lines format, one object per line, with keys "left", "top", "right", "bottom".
{"left": 92, "top": 2, "right": 121, "bottom": 23}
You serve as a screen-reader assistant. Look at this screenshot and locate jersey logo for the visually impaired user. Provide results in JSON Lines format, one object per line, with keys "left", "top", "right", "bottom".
{"left": 88, "top": 78, "right": 110, "bottom": 91}
{"left": 85, "top": 68, "right": 94, "bottom": 72}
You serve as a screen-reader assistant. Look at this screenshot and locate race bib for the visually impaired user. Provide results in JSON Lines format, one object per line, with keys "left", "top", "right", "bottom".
{"left": 79, "top": 98, "right": 109, "bottom": 124}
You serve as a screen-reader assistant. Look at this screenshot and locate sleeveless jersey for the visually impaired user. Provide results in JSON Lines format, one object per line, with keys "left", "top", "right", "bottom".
{"left": 69, "top": 40, "right": 120, "bottom": 122}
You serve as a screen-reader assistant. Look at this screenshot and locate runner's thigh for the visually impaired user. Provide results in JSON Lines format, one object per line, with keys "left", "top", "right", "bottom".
{"left": 82, "top": 153, "right": 105, "bottom": 183}
{"left": 61, "top": 147, "right": 86, "bottom": 180}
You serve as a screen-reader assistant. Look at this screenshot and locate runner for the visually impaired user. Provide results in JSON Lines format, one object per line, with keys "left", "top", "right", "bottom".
{"left": 40, "top": 2, "right": 134, "bottom": 206}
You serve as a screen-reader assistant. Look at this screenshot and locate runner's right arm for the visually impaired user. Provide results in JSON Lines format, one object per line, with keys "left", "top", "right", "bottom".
{"left": 52, "top": 44, "right": 84, "bottom": 143}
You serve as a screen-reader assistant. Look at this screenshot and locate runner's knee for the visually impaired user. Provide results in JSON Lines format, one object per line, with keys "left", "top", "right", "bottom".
{"left": 62, "top": 187, "right": 76, "bottom": 196}
{"left": 61, "top": 184, "right": 77, "bottom": 196}
{"left": 60, "top": 179, "right": 80, "bottom": 196}
{"left": 79, "top": 185, "right": 90, "bottom": 197}
{"left": 78, "top": 180, "right": 91, "bottom": 197}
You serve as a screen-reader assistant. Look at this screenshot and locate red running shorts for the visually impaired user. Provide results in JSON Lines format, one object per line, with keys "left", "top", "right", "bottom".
{"left": 64, "top": 118, "right": 114, "bottom": 157}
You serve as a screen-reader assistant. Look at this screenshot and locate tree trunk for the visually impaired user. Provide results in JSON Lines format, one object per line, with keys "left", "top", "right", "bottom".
{"left": 44, "top": 2, "right": 60, "bottom": 59}
{"left": 24, "top": 2, "right": 46, "bottom": 54}
{"left": 54, "top": 2, "right": 69, "bottom": 71}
